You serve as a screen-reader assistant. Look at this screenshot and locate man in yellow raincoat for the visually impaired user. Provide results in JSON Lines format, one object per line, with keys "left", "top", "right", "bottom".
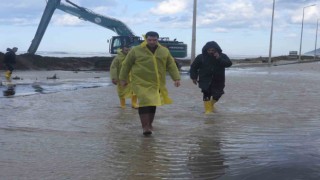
{"left": 119, "top": 31, "right": 181, "bottom": 135}
{"left": 110, "top": 45, "right": 138, "bottom": 108}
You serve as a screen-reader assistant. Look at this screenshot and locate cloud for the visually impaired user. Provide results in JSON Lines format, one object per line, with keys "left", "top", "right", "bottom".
{"left": 159, "top": 16, "right": 178, "bottom": 22}
{"left": 150, "top": 0, "right": 188, "bottom": 15}
{"left": 284, "top": 33, "right": 297, "bottom": 38}
{"left": 124, "top": 0, "right": 316, "bottom": 32}
{"left": 92, "top": 6, "right": 113, "bottom": 14}
{"left": 197, "top": 0, "right": 258, "bottom": 28}
{"left": 291, "top": 5, "right": 319, "bottom": 24}
{"left": 195, "top": 0, "right": 285, "bottom": 30}
{"left": 213, "top": 28, "right": 228, "bottom": 33}
{"left": 276, "top": 0, "right": 315, "bottom": 9}
{"left": 52, "top": 14, "right": 84, "bottom": 26}
{"left": 0, "top": 0, "right": 43, "bottom": 9}
{"left": 0, "top": 18, "right": 36, "bottom": 26}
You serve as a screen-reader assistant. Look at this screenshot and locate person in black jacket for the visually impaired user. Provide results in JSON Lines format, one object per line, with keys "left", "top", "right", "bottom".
{"left": 190, "top": 41, "right": 232, "bottom": 114}
{"left": 4, "top": 47, "right": 18, "bottom": 79}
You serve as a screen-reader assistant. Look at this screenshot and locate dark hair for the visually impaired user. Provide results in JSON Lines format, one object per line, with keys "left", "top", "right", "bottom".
{"left": 122, "top": 44, "right": 131, "bottom": 48}
{"left": 145, "top": 31, "right": 159, "bottom": 38}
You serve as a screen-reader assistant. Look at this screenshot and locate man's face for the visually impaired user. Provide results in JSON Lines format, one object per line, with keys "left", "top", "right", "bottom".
{"left": 146, "top": 36, "right": 158, "bottom": 48}
{"left": 207, "top": 48, "right": 217, "bottom": 56}
{"left": 122, "top": 47, "right": 130, "bottom": 54}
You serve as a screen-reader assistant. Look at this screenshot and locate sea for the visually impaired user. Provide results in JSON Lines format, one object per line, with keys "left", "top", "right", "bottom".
{"left": 22, "top": 51, "right": 111, "bottom": 58}
{"left": 16, "top": 51, "right": 266, "bottom": 60}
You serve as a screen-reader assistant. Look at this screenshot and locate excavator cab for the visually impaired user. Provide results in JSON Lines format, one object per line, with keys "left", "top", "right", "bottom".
{"left": 109, "top": 36, "right": 141, "bottom": 54}
{"left": 109, "top": 35, "right": 187, "bottom": 58}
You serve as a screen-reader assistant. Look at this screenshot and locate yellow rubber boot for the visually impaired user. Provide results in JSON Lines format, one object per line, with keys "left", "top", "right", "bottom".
{"left": 211, "top": 99, "right": 217, "bottom": 112}
{"left": 5, "top": 71, "right": 11, "bottom": 80}
{"left": 120, "top": 98, "right": 126, "bottom": 108}
{"left": 131, "top": 95, "right": 139, "bottom": 109}
{"left": 204, "top": 101, "right": 213, "bottom": 114}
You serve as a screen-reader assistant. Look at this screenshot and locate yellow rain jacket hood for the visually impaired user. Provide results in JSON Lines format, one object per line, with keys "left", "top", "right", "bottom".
{"left": 119, "top": 42, "right": 180, "bottom": 107}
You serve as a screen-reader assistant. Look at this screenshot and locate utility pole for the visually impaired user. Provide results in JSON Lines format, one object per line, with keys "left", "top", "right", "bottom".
{"left": 190, "top": 0, "right": 197, "bottom": 64}
{"left": 299, "top": 4, "right": 316, "bottom": 61}
{"left": 268, "top": 0, "right": 275, "bottom": 66}
{"left": 315, "top": 19, "right": 319, "bottom": 60}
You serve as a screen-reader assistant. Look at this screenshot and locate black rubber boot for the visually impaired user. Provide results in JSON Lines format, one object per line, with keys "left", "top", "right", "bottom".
{"left": 139, "top": 113, "right": 152, "bottom": 135}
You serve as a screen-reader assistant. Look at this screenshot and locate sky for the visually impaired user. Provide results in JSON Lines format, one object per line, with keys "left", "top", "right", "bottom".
{"left": 1, "top": 0, "right": 320, "bottom": 58}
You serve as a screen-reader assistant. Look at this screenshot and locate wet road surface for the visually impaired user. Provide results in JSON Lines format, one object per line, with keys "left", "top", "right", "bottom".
{"left": 1, "top": 62, "right": 320, "bottom": 179}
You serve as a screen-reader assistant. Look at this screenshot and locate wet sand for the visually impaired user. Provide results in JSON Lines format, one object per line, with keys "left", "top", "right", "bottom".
{"left": 1, "top": 62, "right": 320, "bottom": 179}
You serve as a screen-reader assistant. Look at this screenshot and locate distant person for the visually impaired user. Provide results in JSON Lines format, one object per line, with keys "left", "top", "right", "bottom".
{"left": 119, "top": 31, "right": 181, "bottom": 135}
{"left": 110, "top": 45, "right": 138, "bottom": 109}
{"left": 4, "top": 47, "right": 18, "bottom": 79}
{"left": 190, "top": 41, "right": 232, "bottom": 114}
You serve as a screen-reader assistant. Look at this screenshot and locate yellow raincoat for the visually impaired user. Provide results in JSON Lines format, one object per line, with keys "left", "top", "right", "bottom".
{"left": 119, "top": 43, "right": 180, "bottom": 107}
{"left": 110, "top": 50, "right": 133, "bottom": 98}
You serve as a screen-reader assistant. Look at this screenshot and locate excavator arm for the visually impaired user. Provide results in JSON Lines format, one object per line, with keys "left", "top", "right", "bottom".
{"left": 28, "top": 0, "right": 187, "bottom": 58}
{"left": 28, "top": 0, "right": 60, "bottom": 54}
{"left": 58, "top": 0, "right": 135, "bottom": 36}
{"left": 28, "top": 0, "right": 135, "bottom": 54}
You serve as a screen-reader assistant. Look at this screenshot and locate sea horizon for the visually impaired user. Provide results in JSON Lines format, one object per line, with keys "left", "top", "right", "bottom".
{"left": 13, "top": 50, "right": 299, "bottom": 60}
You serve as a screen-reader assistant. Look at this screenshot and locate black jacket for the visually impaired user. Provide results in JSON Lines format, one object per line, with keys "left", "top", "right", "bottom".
{"left": 190, "top": 41, "right": 232, "bottom": 91}
{"left": 4, "top": 49, "right": 17, "bottom": 64}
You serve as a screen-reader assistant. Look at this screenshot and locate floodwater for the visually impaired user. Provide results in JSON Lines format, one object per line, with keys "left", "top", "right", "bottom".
{"left": 1, "top": 62, "right": 320, "bottom": 180}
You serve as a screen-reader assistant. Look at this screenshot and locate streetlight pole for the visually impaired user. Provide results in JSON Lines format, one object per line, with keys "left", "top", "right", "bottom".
{"left": 268, "top": 0, "right": 275, "bottom": 66}
{"left": 299, "top": 4, "right": 316, "bottom": 61}
{"left": 314, "top": 19, "right": 319, "bottom": 60}
{"left": 190, "top": 0, "right": 197, "bottom": 64}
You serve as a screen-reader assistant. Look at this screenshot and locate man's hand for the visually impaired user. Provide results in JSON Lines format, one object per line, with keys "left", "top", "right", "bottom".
{"left": 112, "top": 79, "right": 117, "bottom": 85}
{"left": 120, "top": 80, "right": 128, "bottom": 87}
{"left": 192, "top": 79, "right": 197, "bottom": 85}
{"left": 214, "top": 52, "right": 220, "bottom": 59}
{"left": 174, "top": 80, "right": 180, "bottom": 87}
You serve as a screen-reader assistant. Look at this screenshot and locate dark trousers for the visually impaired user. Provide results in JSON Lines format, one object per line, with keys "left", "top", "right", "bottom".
{"left": 5, "top": 63, "right": 14, "bottom": 72}
{"left": 202, "top": 83, "right": 224, "bottom": 101}
{"left": 138, "top": 106, "right": 156, "bottom": 114}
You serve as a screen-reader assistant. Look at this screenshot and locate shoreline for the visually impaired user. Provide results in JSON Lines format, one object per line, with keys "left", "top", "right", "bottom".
{"left": 0, "top": 52, "right": 319, "bottom": 71}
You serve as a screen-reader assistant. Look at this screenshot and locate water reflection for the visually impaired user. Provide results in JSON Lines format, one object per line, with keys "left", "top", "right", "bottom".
{"left": 187, "top": 136, "right": 227, "bottom": 179}
{"left": 108, "top": 111, "right": 229, "bottom": 179}
{"left": 0, "top": 79, "right": 110, "bottom": 98}
{"left": 128, "top": 137, "right": 168, "bottom": 179}
{"left": 107, "top": 108, "right": 166, "bottom": 179}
